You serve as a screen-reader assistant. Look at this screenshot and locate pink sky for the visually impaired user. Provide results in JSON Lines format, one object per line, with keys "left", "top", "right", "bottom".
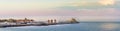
{"left": 0, "top": 8, "right": 119, "bottom": 16}
{"left": 0, "top": 0, "right": 119, "bottom": 21}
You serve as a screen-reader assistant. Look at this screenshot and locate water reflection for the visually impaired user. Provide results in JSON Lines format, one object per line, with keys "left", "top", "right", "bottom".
{"left": 0, "top": 22, "right": 120, "bottom": 31}
{"left": 100, "top": 23, "right": 118, "bottom": 31}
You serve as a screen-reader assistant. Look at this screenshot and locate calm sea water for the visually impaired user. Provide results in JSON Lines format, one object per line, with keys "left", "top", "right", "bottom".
{"left": 0, "top": 22, "right": 120, "bottom": 31}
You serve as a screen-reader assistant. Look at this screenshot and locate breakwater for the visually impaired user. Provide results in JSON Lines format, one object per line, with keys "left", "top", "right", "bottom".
{"left": 0, "top": 18, "right": 79, "bottom": 28}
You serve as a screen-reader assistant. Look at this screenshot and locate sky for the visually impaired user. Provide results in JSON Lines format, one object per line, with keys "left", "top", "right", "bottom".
{"left": 0, "top": 0, "right": 120, "bottom": 21}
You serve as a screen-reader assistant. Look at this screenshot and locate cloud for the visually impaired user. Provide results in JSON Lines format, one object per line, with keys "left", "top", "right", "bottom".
{"left": 66, "top": 0, "right": 115, "bottom": 7}
{"left": 76, "top": 8, "right": 120, "bottom": 16}
{"left": 98, "top": 0, "right": 115, "bottom": 6}
{"left": 0, "top": 0, "right": 116, "bottom": 11}
{"left": 0, "top": 0, "right": 118, "bottom": 16}
{"left": 68, "top": 1, "right": 90, "bottom": 7}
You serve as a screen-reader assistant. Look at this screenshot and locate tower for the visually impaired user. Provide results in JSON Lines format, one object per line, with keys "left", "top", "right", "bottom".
{"left": 48, "top": 19, "right": 51, "bottom": 24}
{"left": 54, "top": 19, "right": 57, "bottom": 24}
{"left": 47, "top": 19, "right": 57, "bottom": 24}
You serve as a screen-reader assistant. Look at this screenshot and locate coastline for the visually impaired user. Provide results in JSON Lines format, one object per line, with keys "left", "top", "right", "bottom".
{"left": 0, "top": 21, "right": 79, "bottom": 28}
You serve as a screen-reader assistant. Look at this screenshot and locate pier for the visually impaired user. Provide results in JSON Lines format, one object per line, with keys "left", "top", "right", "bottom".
{"left": 0, "top": 18, "right": 79, "bottom": 28}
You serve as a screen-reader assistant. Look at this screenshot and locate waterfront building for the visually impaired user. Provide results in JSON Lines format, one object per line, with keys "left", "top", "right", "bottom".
{"left": 16, "top": 18, "right": 34, "bottom": 23}
{"left": 0, "top": 18, "right": 34, "bottom": 24}
{"left": 0, "top": 19, "right": 7, "bottom": 22}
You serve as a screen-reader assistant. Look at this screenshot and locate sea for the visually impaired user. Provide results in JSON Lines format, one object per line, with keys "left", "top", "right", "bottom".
{"left": 0, "top": 22, "right": 120, "bottom": 31}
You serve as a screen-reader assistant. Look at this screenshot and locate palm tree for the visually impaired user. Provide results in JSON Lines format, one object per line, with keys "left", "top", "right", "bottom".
{"left": 0, "top": 19, "right": 7, "bottom": 22}
{"left": 7, "top": 18, "right": 16, "bottom": 22}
